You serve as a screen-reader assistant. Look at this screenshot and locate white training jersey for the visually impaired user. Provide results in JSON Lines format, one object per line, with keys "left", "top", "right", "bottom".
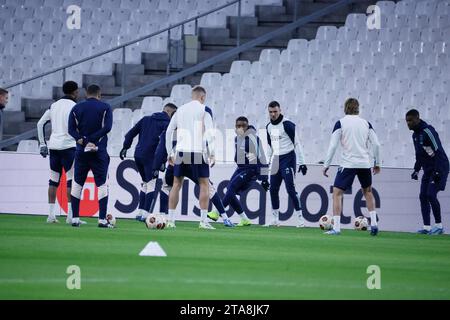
{"left": 165, "top": 100, "right": 215, "bottom": 156}
{"left": 37, "top": 97, "right": 77, "bottom": 150}
{"left": 324, "top": 115, "right": 381, "bottom": 169}
{"left": 266, "top": 116, "right": 305, "bottom": 166}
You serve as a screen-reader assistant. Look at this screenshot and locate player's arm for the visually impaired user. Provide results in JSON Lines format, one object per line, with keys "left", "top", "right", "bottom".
{"left": 204, "top": 110, "right": 216, "bottom": 165}
{"left": 37, "top": 109, "right": 51, "bottom": 157}
{"left": 153, "top": 130, "right": 168, "bottom": 172}
{"left": 165, "top": 112, "right": 178, "bottom": 163}
{"left": 68, "top": 107, "right": 86, "bottom": 145}
{"left": 266, "top": 125, "right": 273, "bottom": 163}
{"left": 119, "top": 119, "right": 142, "bottom": 159}
{"left": 411, "top": 134, "right": 422, "bottom": 180}
{"left": 413, "top": 157, "right": 422, "bottom": 173}
{"left": 37, "top": 109, "right": 50, "bottom": 146}
{"left": 323, "top": 121, "right": 342, "bottom": 177}
{"left": 284, "top": 121, "right": 307, "bottom": 175}
{"left": 293, "top": 127, "right": 306, "bottom": 169}
{"left": 255, "top": 135, "right": 269, "bottom": 181}
{"left": 123, "top": 119, "right": 142, "bottom": 150}
{"left": 87, "top": 106, "right": 113, "bottom": 144}
{"left": 423, "top": 126, "right": 442, "bottom": 181}
{"left": 368, "top": 122, "right": 381, "bottom": 174}
{"left": 423, "top": 126, "right": 440, "bottom": 157}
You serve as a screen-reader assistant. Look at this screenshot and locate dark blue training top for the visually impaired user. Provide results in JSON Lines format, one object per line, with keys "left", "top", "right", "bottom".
{"left": 412, "top": 120, "right": 449, "bottom": 173}
{"left": 68, "top": 97, "right": 113, "bottom": 152}
{"left": 123, "top": 111, "right": 171, "bottom": 159}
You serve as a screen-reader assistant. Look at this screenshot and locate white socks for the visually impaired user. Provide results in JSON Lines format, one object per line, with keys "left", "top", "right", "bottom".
{"left": 272, "top": 209, "right": 279, "bottom": 221}
{"left": 220, "top": 213, "right": 228, "bottom": 220}
{"left": 369, "top": 211, "right": 377, "bottom": 227}
{"left": 239, "top": 212, "right": 249, "bottom": 220}
{"left": 296, "top": 209, "right": 303, "bottom": 219}
{"left": 168, "top": 209, "right": 176, "bottom": 222}
{"left": 48, "top": 203, "right": 55, "bottom": 219}
{"left": 435, "top": 223, "right": 442, "bottom": 229}
{"left": 67, "top": 203, "right": 73, "bottom": 221}
{"left": 200, "top": 209, "right": 207, "bottom": 223}
{"left": 138, "top": 209, "right": 147, "bottom": 217}
{"left": 423, "top": 225, "right": 431, "bottom": 231}
{"left": 333, "top": 215, "right": 341, "bottom": 232}
{"left": 72, "top": 217, "right": 80, "bottom": 224}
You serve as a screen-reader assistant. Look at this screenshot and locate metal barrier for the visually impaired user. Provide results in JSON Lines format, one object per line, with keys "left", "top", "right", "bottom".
{"left": 0, "top": 0, "right": 359, "bottom": 150}
{"left": 3, "top": 0, "right": 242, "bottom": 93}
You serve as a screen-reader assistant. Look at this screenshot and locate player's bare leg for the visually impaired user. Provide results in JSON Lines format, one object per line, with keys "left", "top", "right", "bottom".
{"left": 167, "top": 176, "right": 183, "bottom": 228}
{"left": 46, "top": 186, "right": 59, "bottom": 223}
{"left": 198, "top": 177, "right": 214, "bottom": 229}
{"left": 325, "top": 187, "right": 344, "bottom": 235}
{"left": 363, "top": 186, "right": 378, "bottom": 235}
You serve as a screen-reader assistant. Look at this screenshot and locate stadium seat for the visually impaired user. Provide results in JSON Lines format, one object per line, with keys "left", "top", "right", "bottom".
{"left": 141, "top": 96, "right": 163, "bottom": 113}
{"left": 17, "top": 140, "right": 39, "bottom": 153}
{"left": 5, "top": 0, "right": 450, "bottom": 168}
{"left": 395, "top": 0, "right": 417, "bottom": 16}
{"left": 316, "top": 26, "right": 338, "bottom": 41}
{"left": 230, "top": 60, "right": 251, "bottom": 75}
{"left": 376, "top": 1, "right": 396, "bottom": 16}
{"left": 200, "top": 73, "right": 222, "bottom": 88}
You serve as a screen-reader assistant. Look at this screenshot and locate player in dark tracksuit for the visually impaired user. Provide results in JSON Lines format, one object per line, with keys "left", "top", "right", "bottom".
{"left": 68, "top": 85, "right": 113, "bottom": 228}
{"left": 406, "top": 109, "right": 449, "bottom": 235}
{"left": 152, "top": 126, "right": 235, "bottom": 227}
{"left": 218, "top": 117, "right": 269, "bottom": 227}
{"left": 119, "top": 103, "right": 177, "bottom": 221}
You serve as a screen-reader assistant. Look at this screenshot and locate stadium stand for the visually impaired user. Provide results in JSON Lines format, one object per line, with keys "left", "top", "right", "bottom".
{"left": 0, "top": 0, "right": 375, "bottom": 141}
{"left": 112, "top": 0, "right": 450, "bottom": 167}
{"left": 1, "top": 0, "right": 449, "bottom": 169}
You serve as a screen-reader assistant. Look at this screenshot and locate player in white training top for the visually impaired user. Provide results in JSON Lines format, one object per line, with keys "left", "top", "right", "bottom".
{"left": 323, "top": 98, "right": 381, "bottom": 236}
{"left": 36, "top": 81, "right": 85, "bottom": 225}
{"left": 165, "top": 86, "right": 216, "bottom": 229}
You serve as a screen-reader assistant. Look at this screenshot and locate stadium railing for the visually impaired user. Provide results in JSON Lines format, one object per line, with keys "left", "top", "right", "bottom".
{"left": 0, "top": 0, "right": 359, "bottom": 150}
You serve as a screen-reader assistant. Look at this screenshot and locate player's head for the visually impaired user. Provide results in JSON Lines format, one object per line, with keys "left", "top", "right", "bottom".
{"left": 0, "top": 88, "right": 8, "bottom": 106}
{"left": 344, "top": 98, "right": 359, "bottom": 115}
{"left": 405, "top": 109, "right": 421, "bottom": 130}
{"left": 86, "top": 84, "right": 101, "bottom": 100}
{"left": 235, "top": 116, "right": 249, "bottom": 136}
{"left": 268, "top": 100, "right": 281, "bottom": 121}
{"left": 163, "top": 102, "right": 177, "bottom": 118}
{"left": 62, "top": 81, "right": 79, "bottom": 99}
{"left": 192, "top": 85, "right": 206, "bottom": 104}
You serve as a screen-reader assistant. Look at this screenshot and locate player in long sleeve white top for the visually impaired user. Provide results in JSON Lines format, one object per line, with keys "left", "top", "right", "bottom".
{"left": 165, "top": 86, "right": 216, "bottom": 229}
{"left": 322, "top": 98, "right": 381, "bottom": 236}
{"left": 36, "top": 81, "right": 83, "bottom": 224}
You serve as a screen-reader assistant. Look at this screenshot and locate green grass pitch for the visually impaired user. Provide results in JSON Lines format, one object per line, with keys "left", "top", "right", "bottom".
{"left": 0, "top": 214, "right": 449, "bottom": 300}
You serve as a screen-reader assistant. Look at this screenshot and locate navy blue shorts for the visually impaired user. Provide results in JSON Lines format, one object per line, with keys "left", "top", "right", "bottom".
{"left": 173, "top": 152, "right": 209, "bottom": 179}
{"left": 135, "top": 156, "right": 154, "bottom": 183}
{"left": 73, "top": 150, "right": 110, "bottom": 187}
{"left": 334, "top": 167, "right": 372, "bottom": 191}
{"left": 49, "top": 148, "right": 75, "bottom": 187}
{"left": 165, "top": 164, "right": 215, "bottom": 188}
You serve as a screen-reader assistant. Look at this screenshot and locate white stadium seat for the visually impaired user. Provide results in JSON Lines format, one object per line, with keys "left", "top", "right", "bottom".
{"left": 5, "top": 0, "right": 450, "bottom": 168}
{"left": 230, "top": 60, "right": 252, "bottom": 75}
{"left": 17, "top": 140, "right": 39, "bottom": 153}
{"left": 141, "top": 96, "right": 163, "bottom": 113}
